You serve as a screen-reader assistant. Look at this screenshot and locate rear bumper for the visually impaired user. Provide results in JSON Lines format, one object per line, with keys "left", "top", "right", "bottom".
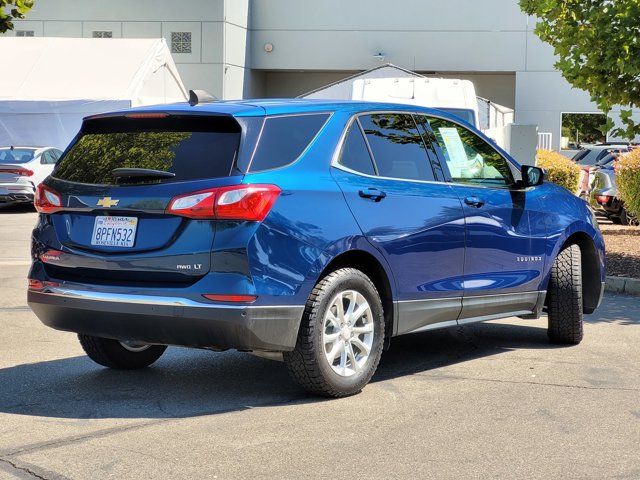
{"left": 0, "top": 184, "right": 34, "bottom": 205}
{"left": 28, "top": 286, "right": 304, "bottom": 352}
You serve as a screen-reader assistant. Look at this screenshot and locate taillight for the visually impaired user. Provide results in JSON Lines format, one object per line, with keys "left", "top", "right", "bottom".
{"left": 1, "top": 167, "right": 33, "bottom": 176}
{"left": 166, "top": 184, "right": 281, "bottom": 221}
{"left": 595, "top": 195, "right": 612, "bottom": 205}
{"left": 34, "top": 184, "right": 63, "bottom": 213}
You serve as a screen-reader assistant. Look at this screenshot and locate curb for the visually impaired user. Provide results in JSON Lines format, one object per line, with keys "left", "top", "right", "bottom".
{"left": 605, "top": 276, "right": 640, "bottom": 297}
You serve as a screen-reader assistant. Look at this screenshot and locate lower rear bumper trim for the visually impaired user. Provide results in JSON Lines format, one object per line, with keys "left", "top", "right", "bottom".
{"left": 28, "top": 287, "right": 304, "bottom": 352}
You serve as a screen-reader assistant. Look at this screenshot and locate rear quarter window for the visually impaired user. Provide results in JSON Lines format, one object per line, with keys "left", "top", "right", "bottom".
{"left": 248, "top": 113, "right": 330, "bottom": 172}
{"left": 53, "top": 115, "right": 241, "bottom": 185}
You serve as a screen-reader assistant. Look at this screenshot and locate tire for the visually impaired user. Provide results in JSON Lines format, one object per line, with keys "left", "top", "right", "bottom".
{"left": 283, "top": 268, "right": 385, "bottom": 397}
{"left": 546, "top": 244, "right": 584, "bottom": 344}
{"left": 78, "top": 335, "right": 167, "bottom": 369}
{"left": 621, "top": 208, "right": 639, "bottom": 226}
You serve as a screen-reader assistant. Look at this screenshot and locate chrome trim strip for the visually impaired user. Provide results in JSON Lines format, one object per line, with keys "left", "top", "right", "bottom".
{"left": 37, "top": 287, "right": 304, "bottom": 310}
{"left": 407, "top": 319, "right": 458, "bottom": 334}
{"left": 457, "top": 311, "right": 533, "bottom": 325}
{"left": 396, "top": 291, "right": 545, "bottom": 304}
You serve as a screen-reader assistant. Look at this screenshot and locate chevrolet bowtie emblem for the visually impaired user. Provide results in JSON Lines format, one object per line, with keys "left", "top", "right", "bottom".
{"left": 97, "top": 197, "right": 119, "bottom": 208}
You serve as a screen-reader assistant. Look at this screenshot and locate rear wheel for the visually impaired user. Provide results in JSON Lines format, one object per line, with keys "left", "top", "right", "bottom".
{"left": 283, "top": 268, "right": 385, "bottom": 397}
{"left": 546, "top": 244, "right": 584, "bottom": 344}
{"left": 621, "top": 208, "right": 639, "bottom": 226}
{"left": 78, "top": 335, "right": 167, "bottom": 369}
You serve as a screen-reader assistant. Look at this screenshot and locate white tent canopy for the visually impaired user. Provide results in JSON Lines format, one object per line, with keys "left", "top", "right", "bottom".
{"left": 0, "top": 37, "right": 188, "bottom": 149}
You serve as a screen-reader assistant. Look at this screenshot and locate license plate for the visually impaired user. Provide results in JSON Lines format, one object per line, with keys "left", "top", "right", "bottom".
{"left": 91, "top": 216, "right": 138, "bottom": 248}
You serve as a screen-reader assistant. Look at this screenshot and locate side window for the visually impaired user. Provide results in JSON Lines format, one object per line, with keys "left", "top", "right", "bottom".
{"left": 41, "top": 151, "right": 56, "bottom": 165}
{"left": 428, "top": 117, "right": 514, "bottom": 187}
{"left": 338, "top": 122, "right": 376, "bottom": 175}
{"left": 249, "top": 114, "right": 330, "bottom": 172}
{"left": 359, "top": 114, "right": 435, "bottom": 181}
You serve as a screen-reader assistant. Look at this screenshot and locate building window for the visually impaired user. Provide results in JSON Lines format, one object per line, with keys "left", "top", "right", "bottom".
{"left": 92, "top": 31, "right": 113, "bottom": 38}
{"left": 16, "top": 30, "right": 35, "bottom": 37}
{"left": 171, "top": 32, "right": 192, "bottom": 54}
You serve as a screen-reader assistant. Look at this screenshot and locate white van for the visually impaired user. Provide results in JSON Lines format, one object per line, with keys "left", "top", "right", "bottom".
{"left": 351, "top": 77, "right": 479, "bottom": 128}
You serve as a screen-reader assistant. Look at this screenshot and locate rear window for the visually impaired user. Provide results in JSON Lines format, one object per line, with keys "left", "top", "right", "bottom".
{"left": 53, "top": 115, "right": 240, "bottom": 185}
{"left": 0, "top": 149, "right": 35, "bottom": 164}
{"left": 248, "top": 114, "right": 329, "bottom": 172}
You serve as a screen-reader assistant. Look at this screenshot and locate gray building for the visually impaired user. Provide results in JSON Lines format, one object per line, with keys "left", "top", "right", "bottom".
{"left": 6, "top": 0, "right": 636, "bottom": 149}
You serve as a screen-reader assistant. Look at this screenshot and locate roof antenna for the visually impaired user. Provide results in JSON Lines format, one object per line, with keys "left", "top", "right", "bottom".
{"left": 188, "top": 89, "right": 217, "bottom": 106}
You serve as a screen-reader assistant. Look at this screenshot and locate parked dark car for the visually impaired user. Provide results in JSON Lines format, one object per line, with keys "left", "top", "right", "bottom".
{"left": 590, "top": 165, "right": 638, "bottom": 225}
{"left": 28, "top": 98, "right": 605, "bottom": 397}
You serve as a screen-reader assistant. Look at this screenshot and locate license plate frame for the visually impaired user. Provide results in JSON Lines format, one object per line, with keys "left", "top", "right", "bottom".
{"left": 90, "top": 216, "right": 138, "bottom": 248}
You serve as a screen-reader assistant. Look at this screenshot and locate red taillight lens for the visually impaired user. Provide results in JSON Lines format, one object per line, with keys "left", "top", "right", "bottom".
{"left": 595, "top": 195, "right": 612, "bottom": 205}
{"left": 34, "top": 184, "right": 63, "bottom": 213}
{"left": 166, "top": 184, "right": 281, "bottom": 221}
{"left": 202, "top": 294, "right": 257, "bottom": 303}
{"left": 28, "top": 279, "right": 44, "bottom": 290}
{"left": 1, "top": 167, "right": 33, "bottom": 176}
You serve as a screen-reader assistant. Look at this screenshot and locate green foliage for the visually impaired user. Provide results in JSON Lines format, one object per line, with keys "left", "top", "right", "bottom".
{"left": 561, "top": 113, "right": 607, "bottom": 144}
{"left": 520, "top": 0, "right": 640, "bottom": 139}
{"left": 615, "top": 149, "right": 640, "bottom": 217}
{"left": 0, "top": 0, "right": 34, "bottom": 33}
{"left": 536, "top": 149, "right": 581, "bottom": 192}
{"left": 54, "top": 132, "right": 190, "bottom": 184}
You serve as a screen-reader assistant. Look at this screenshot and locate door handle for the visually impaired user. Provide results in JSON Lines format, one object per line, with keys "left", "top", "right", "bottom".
{"left": 359, "top": 188, "right": 386, "bottom": 202}
{"left": 464, "top": 196, "right": 485, "bottom": 208}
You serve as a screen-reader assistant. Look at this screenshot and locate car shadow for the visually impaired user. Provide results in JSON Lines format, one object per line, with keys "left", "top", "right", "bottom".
{"left": 0, "top": 203, "right": 35, "bottom": 214}
{"left": 0, "top": 322, "right": 561, "bottom": 420}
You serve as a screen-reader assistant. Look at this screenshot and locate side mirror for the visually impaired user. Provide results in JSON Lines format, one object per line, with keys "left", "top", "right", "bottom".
{"left": 521, "top": 165, "right": 545, "bottom": 187}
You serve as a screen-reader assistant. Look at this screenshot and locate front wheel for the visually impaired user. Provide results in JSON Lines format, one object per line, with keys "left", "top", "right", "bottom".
{"left": 78, "top": 335, "right": 167, "bottom": 369}
{"left": 546, "top": 244, "right": 584, "bottom": 344}
{"left": 283, "top": 268, "right": 385, "bottom": 397}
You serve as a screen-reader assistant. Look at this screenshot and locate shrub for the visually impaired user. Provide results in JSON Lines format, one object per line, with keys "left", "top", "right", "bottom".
{"left": 535, "top": 149, "right": 581, "bottom": 193}
{"left": 615, "top": 148, "right": 640, "bottom": 217}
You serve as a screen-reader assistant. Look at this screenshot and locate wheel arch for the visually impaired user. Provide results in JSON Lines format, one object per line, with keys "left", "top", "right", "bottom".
{"left": 556, "top": 231, "right": 603, "bottom": 314}
{"left": 317, "top": 249, "right": 396, "bottom": 345}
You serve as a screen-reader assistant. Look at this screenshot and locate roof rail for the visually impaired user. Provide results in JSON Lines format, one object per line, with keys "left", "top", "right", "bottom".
{"left": 188, "top": 89, "right": 217, "bottom": 106}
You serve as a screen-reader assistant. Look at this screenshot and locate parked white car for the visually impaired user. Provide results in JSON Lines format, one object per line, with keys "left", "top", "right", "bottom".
{"left": 0, "top": 146, "right": 63, "bottom": 208}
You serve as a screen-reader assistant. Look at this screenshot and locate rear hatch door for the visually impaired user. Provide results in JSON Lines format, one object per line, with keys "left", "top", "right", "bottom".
{"left": 39, "top": 113, "right": 245, "bottom": 285}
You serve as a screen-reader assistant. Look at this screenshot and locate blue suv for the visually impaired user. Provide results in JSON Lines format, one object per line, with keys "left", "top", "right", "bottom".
{"left": 28, "top": 97, "right": 605, "bottom": 397}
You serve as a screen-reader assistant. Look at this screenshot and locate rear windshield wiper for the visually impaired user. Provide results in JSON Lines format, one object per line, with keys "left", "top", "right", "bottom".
{"left": 111, "top": 168, "right": 176, "bottom": 180}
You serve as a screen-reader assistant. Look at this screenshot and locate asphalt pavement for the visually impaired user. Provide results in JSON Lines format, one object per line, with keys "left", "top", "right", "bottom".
{"left": 0, "top": 206, "right": 638, "bottom": 479}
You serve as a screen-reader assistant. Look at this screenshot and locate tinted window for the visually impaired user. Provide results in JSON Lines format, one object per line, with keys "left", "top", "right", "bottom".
{"left": 249, "top": 114, "right": 329, "bottom": 172}
{"left": 338, "top": 123, "right": 376, "bottom": 175}
{"left": 41, "top": 151, "right": 57, "bottom": 165}
{"left": 53, "top": 116, "right": 240, "bottom": 185}
{"left": 0, "top": 148, "right": 35, "bottom": 164}
{"left": 428, "top": 117, "right": 514, "bottom": 187}
{"left": 359, "top": 114, "right": 435, "bottom": 181}
{"left": 572, "top": 149, "right": 589, "bottom": 162}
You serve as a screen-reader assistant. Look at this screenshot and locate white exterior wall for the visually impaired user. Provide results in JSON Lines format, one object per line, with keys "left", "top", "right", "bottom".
{"left": 7, "top": 0, "right": 636, "bottom": 148}
{"left": 6, "top": 0, "right": 249, "bottom": 100}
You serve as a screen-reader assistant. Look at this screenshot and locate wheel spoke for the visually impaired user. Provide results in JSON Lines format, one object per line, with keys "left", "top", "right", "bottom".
{"left": 351, "top": 303, "right": 369, "bottom": 323}
{"left": 344, "top": 291, "right": 356, "bottom": 321}
{"left": 352, "top": 322, "right": 374, "bottom": 334}
{"left": 346, "top": 341, "right": 359, "bottom": 372}
{"left": 335, "top": 293, "right": 345, "bottom": 322}
{"left": 326, "top": 340, "right": 343, "bottom": 365}
{"left": 324, "top": 331, "right": 340, "bottom": 342}
{"left": 325, "top": 310, "right": 340, "bottom": 328}
{"left": 350, "top": 336, "right": 371, "bottom": 356}
{"left": 339, "top": 345, "right": 348, "bottom": 374}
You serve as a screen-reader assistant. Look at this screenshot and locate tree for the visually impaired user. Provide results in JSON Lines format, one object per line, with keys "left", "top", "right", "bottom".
{"left": 520, "top": 0, "right": 640, "bottom": 140}
{"left": 0, "top": 0, "right": 34, "bottom": 33}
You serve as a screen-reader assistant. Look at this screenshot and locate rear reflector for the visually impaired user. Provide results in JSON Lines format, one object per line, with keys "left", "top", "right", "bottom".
{"left": 202, "top": 294, "right": 258, "bottom": 303}
{"left": 28, "top": 279, "right": 44, "bottom": 290}
{"left": 166, "top": 184, "right": 281, "bottom": 221}
{"left": 34, "top": 184, "right": 63, "bottom": 213}
{"left": 595, "top": 195, "right": 612, "bottom": 205}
